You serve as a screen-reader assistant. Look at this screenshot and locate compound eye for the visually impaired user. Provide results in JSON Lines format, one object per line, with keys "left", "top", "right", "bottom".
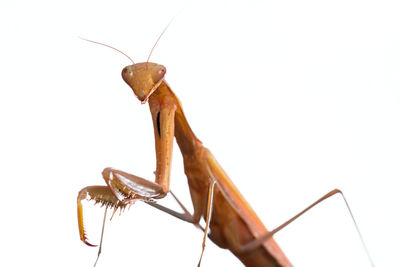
{"left": 152, "top": 65, "right": 166, "bottom": 83}
{"left": 122, "top": 66, "right": 134, "bottom": 84}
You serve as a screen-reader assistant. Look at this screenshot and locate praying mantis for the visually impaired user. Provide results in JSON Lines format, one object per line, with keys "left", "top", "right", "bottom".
{"left": 76, "top": 29, "right": 374, "bottom": 267}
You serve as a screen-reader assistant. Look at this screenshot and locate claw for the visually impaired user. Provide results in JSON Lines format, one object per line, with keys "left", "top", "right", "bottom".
{"left": 83, "top": 240, "right": 97, "bottom": 247}
{"left": 77, "top": 186, "right": 128, "bottom": 246}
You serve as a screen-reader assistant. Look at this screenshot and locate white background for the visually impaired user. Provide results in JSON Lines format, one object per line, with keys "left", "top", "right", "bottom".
{"left": 0, "top": 0, "right": 399, "bottom": 266}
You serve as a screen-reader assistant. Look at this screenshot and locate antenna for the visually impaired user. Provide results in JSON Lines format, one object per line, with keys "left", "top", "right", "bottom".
{"left": 146, "top": 17, "right": 176, "bottom": 63}
{"left": 80, "top": 37, "right": 135, "bottom": 64}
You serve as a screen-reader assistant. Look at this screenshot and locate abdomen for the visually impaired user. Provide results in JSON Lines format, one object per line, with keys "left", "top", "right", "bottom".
{"left": 208, "top": 187, "right": 287, "bottom": 267}
{"left": 182, "top": 147, "right": 291, "bottom": 267}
